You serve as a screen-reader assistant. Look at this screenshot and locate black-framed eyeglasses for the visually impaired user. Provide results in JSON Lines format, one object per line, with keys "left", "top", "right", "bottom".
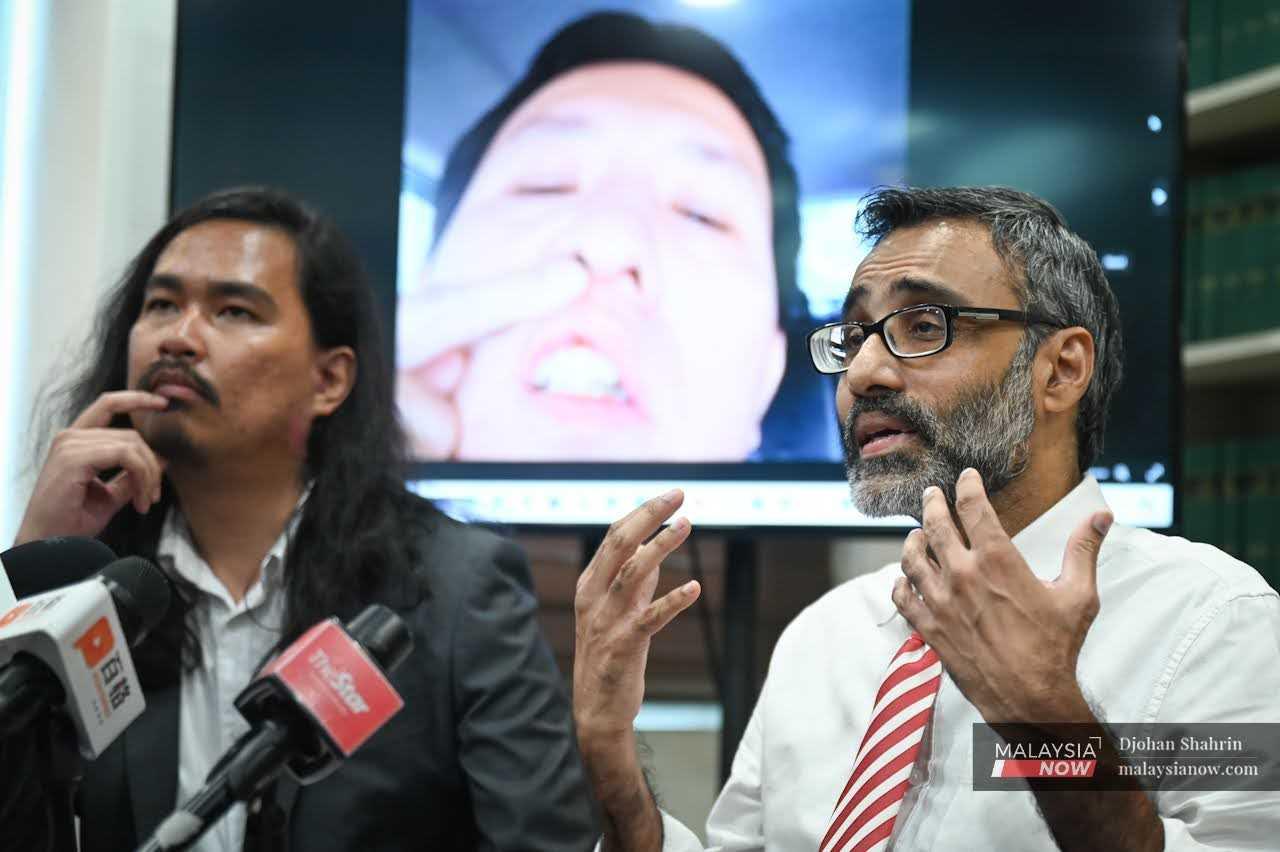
{"left": 807, "top": 303, "right": 1059, "bottom": 374}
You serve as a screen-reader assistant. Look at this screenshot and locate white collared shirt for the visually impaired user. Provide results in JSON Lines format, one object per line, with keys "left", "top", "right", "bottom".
{"left": 156, "top": 503, "right": 300, "bottom": 852}
{"left": 658, "top": 477, "right": 1280, "bottom": 851}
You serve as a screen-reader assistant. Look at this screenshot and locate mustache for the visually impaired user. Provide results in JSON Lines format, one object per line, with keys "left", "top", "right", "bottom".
{"left": 136, "top": 359, "right": 220, "bottom": 407}
{"left": 842, "top": 393, "right": 938, "bottom": 450}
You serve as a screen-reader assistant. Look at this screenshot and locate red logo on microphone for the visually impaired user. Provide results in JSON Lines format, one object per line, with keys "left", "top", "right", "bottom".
{"left": 73, "top": 616, "right": 116, "bottom": 667}
{"left": 264, "top": 621, "right": 403, "bottom": 755}
{"left": 0, "top": 602, "right": 31, "bottom": 629}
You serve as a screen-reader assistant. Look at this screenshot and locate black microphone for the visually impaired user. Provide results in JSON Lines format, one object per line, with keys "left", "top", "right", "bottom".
{"left": 137, "top": 604, "right": 413, "bottom": 852}
{"left": 0, "top": 556, "right": 171, "bottom": 753}
{"left": 1, "top": 536, "right": 118, "bottom": 599}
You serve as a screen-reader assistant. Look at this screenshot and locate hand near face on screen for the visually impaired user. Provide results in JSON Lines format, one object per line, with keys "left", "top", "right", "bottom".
{"left": 394, "top": 259, "right": 588, "bottom": 458}
{"left": 16, "top": 391, "right": 170, "bottom": 545}
{"left": 893, "top": 469, "right": 1113, "bottom": 724}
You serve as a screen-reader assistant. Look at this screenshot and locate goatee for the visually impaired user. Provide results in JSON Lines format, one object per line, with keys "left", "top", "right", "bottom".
{"left": 842, "top": 349, "right": 1037, "bottom": 519}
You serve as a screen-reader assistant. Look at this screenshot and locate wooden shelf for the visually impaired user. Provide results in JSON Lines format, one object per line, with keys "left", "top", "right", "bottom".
{"left": 1187, "top": 64, "right": 1280, "bottom": 149}
{"left": 1183, "top": 328, "right": 1280, "bottom": 387}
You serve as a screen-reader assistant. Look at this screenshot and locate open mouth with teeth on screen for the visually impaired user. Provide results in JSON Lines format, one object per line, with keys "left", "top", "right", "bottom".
{"left": 530, "top": 342, "right": 633, "bottom": 405}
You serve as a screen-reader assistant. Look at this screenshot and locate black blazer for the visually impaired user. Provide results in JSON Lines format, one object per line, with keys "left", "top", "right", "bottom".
{"left": 1, "top": 515, "right": 597, "bottom": 851}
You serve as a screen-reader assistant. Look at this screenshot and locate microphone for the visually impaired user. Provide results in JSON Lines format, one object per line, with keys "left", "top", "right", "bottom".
{"left": 138, "top": 604, "right": 413, "bottom": 852}
{"left": 1, "top": 537, "right": 119, "bottom": 599}
{"left": 0, "top": 556, "right": 171, "bottom": 757}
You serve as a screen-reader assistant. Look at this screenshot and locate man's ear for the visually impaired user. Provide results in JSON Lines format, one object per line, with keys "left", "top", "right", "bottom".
{"left": 312, "top": 346, "right": 357, "bottom": 418}
{"left": 1039, "top": 327, "right": 1094, "bottom": 414}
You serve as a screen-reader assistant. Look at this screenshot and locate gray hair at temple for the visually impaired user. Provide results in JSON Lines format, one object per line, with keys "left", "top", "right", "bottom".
{"left": 855, "top": 185, "right": 1124, "bottom": 474}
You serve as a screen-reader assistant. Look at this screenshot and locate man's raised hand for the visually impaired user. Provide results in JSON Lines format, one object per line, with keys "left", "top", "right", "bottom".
{"left": 893, "top": 468, "right": 1113, "bottom": 724}
{"left": 573, "top": 488, "right": 699, "bottom": 744}
{"left": 15, "top": 391, "right": 169, "bottom": 545}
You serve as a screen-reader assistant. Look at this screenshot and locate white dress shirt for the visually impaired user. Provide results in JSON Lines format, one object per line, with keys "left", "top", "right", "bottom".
{"left": 658, "top": 477, "right": 1280, "bottom": 851}
{"left": 155, "top": 503, "right": 301, "bottom": 852}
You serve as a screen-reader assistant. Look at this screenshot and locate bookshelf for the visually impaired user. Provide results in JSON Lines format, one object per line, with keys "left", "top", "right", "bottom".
{"left": 1187, "top": 63, "right": 1280, "bottom": 147}
{"left": 1183, "top": 61, "right": 1280, "bottom": 392}
{"left": 1184, "top": 328, "right": 1280, "bottom": 388}
{"left": 1181, "top": 45, "right": 1280, "bottom": 587}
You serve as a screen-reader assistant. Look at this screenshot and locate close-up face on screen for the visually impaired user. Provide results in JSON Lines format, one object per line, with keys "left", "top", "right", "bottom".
{"left": 396, "top": 2, "right": 910, "bottom": 465}
{"left": 387, "top": 0, "right": 1179, "bottom": 528}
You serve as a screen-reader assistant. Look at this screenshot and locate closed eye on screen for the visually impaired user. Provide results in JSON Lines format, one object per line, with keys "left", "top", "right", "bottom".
{"left": 512, "top": 183, "right": 576, "bottom": 195}
{"left": 674, "top": 203, "right": 730, "bottom": 232}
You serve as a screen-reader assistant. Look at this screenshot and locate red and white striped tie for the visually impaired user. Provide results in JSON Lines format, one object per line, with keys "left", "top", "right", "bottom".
{"left": 819, "top": 632, "right": 942, "bottom": 852}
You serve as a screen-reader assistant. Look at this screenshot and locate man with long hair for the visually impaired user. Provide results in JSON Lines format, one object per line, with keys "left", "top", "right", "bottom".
{"left": 4, "top": 187, "right": 596, "bottom": 850}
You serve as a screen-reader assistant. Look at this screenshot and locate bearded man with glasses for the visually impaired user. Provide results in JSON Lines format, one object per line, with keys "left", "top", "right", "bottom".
{"left": 571, "top": 186, "right": 1280, "bottom": 852}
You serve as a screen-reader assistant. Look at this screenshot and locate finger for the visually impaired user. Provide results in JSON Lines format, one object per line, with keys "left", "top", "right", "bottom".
{"left": 96, "top": 472, "right": 140, "bottom": 516}
{"left": 63, "top": 430, "right": 163, "bottom": 498}
{"left": 891, "top": 576, "right": 936, "bottom": 638}
{"left": 395, "top": 259, "right": 589, "bottom": 367}
{"left": 920, "top": 485, "right": 966, "bottom": 567}
{"left": 582, "top": 490, "right": 685, "bottom": 600}
{"left": 110, "top": 431, "right": 164, "bottom": 505}
{"left": 625, "top": 516, "right": 694, "bottom": 601}
{"left": 900, "top": 528, "right": 943, "bottom": 605}
{"left": 1059, "top": 510, "right": 1113, "bottom": 596}
{"left": 638, "top": 580, "right": 701, "bottom": 637}
{"left": 395, "top": 372, "right": 459, "bottom": 459}
{"left": 952, "top": 468, "right": 1008, "bottom": 548}
{"left": 634, "top": 515, "right": 694, "bottom": 571}
{"left": 111, "top": 442, "right": 162, "bottom": 513}
{"left": 603, "top": 517, "right": 693, "bottom": 617}
{"left": 71, "top": 391, "right": 170, "bottom": 429}
{"left": 417, "top": 350, "right": 467, "bottom": 395}
{"left": 100, "top": 469, "right": 159, "bottom": 517}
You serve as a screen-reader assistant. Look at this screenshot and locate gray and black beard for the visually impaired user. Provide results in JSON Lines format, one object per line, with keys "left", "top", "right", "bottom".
{"left": 842, "top": 350, "right": 1037, "bottom": 520}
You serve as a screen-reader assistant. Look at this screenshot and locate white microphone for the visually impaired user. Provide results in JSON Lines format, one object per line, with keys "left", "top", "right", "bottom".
{"left": 0, "top": 557, "right": 14, "bottom": 613}
{"left": 0, "top": 556, "right": 171, "bottom": 758}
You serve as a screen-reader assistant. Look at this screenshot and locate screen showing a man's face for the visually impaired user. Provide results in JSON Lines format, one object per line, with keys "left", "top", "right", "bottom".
{"left": 398, "top": 63, "right": 783, "bottom": 462}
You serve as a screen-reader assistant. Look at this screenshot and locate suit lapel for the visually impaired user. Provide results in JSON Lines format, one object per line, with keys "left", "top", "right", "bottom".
{"left": 125, "top": 678, "right": 181, "bottom": 840}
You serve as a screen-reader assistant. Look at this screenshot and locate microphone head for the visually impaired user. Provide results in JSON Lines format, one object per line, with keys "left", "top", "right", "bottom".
{"left": 1, "top": 537, "right": 117, "bottom": 598}
{"left": 98, "top": 557, "right": 172, "bottom": 647}
{"left": 346, "top": 604, "right": 413, "bottom": 674}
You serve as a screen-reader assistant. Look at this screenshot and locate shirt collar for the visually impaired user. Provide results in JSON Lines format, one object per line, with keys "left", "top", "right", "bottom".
{"left": 156, "top": 485, "right": 311, "bottom": 606}
{"left": 874, "top": 475, "right": 1110, "bottom": 627}
{"left": 1010, "top": 475, "right": 1110, "bottom": 581}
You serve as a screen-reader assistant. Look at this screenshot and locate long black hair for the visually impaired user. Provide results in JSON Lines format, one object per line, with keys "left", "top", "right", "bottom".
{"left": 46, "top": 187, "right": 432, "bottom": 683}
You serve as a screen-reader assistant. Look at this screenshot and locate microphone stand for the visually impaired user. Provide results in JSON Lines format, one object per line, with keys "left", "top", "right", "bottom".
{"left": 136, "top": 720, "right": 295, "bottom": 852}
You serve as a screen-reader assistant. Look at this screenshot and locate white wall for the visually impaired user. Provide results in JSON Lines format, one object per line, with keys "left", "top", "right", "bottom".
{"left": 1, "top": 0, "right": 176, "bottom": 543}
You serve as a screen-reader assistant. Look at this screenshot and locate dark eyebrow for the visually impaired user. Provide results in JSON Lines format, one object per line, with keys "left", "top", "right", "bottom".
{"left": 145, "top": 274, "right": 277, "bottom": 310}
{"left": 841, "top": 276, "right": 974, "bottom": 321}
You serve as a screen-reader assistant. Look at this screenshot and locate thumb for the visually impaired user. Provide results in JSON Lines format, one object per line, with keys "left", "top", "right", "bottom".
{"left": 1060, "top": 510, "right": 1113, "bottom": 594}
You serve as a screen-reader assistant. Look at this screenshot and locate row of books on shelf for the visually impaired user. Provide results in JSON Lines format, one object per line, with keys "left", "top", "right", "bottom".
{"left": 1183, "top": 165, "right": 1280, "bottom": 342}
{"left": 1189, "top": 0, "right": 1280, "bottom": 88}
{"left": 1183, "top": 440, "right": 1280, "bottom": 588}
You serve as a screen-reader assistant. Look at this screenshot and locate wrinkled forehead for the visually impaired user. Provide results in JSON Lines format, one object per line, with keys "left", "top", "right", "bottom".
{"left": 843, "top": 219, "right": 1020, "bottom": 319}
{"left": 485, "top": 61, "right": 770, "bottom": 185}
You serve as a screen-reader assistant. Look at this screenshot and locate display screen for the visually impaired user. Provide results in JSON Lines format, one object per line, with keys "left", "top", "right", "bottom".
{"left": 170, "top": 0, "right": 1180, "bottom": 531}
{"left": 397, "top": 0, "right": 1178, "bottom": 529}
